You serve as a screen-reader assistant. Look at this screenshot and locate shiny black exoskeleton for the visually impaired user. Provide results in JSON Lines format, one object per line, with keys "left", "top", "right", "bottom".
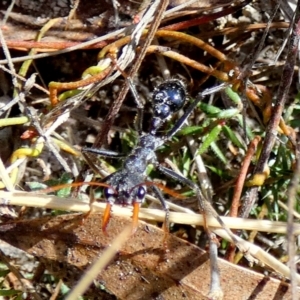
{"left": 151, "top": 79, "right": 186, "bottom": 133}
{"left": 102, "top": 79, "right": 187, "bottom": 207}
{"left": 152, "top": 79, "right": 186, "bottom": 119}
{"left": 82, "top": 79, "right": 219, "bottom": 232}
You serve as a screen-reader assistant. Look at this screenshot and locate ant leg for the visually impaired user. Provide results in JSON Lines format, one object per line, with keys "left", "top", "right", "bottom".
{"left": 82, "top": 147, "right": 125, "bottom": 158}
{"left": 81, "top": 188, "right": 97, "bottom": 225}
{"left": 150, "top": 185, "right": 170, "bottom": 245}
{"left": 156, "top": 163, "right": 233, "bottom": 295}
{"left": 109, "top": 56, "right": 144, "bottom": 135}
{"left": 156, "top": 164, "right": 238, "bottom": 244}
{"left": 156, "top": 164, "right": 208, "bottom": 228}
{"left": 127, "top": 78, "right": 144, "bottom": 136}
{"left": 81, "top": 147, "right": 125, "bottom": 175}
{"left": 81, "top": 148, "right": 123, "bottom": 230}
{"left": 165, "top": 83, "right": 226, "bottom": 140}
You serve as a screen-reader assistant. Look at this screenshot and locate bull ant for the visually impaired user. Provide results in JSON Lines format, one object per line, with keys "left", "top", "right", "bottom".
{"left": 82, "top": 79, "right": 227, "bottom": 236}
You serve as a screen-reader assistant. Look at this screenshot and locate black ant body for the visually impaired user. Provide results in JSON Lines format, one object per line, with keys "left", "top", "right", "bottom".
{"left": 83, "top": 79, "right": 223, "bottom": 233}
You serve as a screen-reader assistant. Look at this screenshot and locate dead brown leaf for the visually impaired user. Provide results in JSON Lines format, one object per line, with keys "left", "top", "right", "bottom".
{"left": 0, "top": 213, "right": 297, "bottom": 299}
{"left": 0, "top": 0, "right": 236, "bottom": 50}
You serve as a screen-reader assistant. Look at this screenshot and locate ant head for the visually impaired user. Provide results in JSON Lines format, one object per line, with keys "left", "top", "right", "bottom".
{"left": 104, "top": 184, "right": 146, "bottom": 206}
{"left": 152, "top": 79, "right": 186, "bottom": 120}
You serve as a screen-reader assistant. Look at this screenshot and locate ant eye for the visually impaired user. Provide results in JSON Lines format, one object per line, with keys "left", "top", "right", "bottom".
{"left": 137, "top": 186, "right": 146, "bottom": 201}
{"left": 104, "top": 187, "right": 116, "bottom": 201}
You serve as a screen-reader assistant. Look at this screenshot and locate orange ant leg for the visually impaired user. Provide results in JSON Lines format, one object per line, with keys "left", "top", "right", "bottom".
{"left": 102, "top": 203, "right": 112, "bottom": 234}
{"left": 132, "top": 202, "right": 140, "bottom": 235}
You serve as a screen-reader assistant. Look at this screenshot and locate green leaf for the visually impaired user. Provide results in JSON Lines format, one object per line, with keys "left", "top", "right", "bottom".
{"left": 182, "top": 148, "right": 191, "bottom": 178}
{"left": 198, "top": 124, "right": 222, "bottom": 155}
{"left": 0, "top": 289, "right": 21, "bottom": 296}
{"left": 15, "top": 294, "right": 24, "bottom": 300}
{"left": 0, "top": 269, "right": 10, "bottom": 277}
{"left": 210, "top": 141, "right": 228, "bottom": 164}
{"left": 26, "top": 181, "right": 48, "bottom": 191}
{"left": 41, "top": 173, "right": 74, "bottom": 197}
{"left": 58, "top": 89, "right": 82, "bottom": 101}
{"left": 224, "top": 87, "right": 242, "bottom": 106}
{"left": 222, "top": 125, "right": 245, "bottom": 150}
{"left": 60, "top": 282, "right": 71, "bottom": 295}
{"left": 236, "top": 115, "right": 255, "bottom": 140}
{"left": 179, "top": 126, "right": 203, "bottom": 136}
{"left": 198, "top": 102, "right": 222, "bottom": 115}
{"left": 290, "top": 119, "right": 300, "bottom": 127}
{"left": 206, "top": 165, "right": 225, "bottom": 177}
{"left": 211, "top": 108, "right": 240, "bottom": 119}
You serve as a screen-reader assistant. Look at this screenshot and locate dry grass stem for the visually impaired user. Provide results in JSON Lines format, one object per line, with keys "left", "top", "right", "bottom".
{"left": 0, "top": 190, "right": 299, "bottom": 235}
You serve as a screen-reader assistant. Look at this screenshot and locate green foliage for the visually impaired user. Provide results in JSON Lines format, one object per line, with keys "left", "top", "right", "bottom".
{"left": 0, "top": 289, "right": 22, "bottom": 296}
{"left": 222, "top": 125, "right": 246, "bottom": 150}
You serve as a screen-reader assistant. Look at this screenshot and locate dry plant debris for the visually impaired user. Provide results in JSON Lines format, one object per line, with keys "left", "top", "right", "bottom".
{"left": 0, "top": 213, "right": 296, "bottom": 300}
{"left": 0, "top": 0, "right": 300, "bottom": 299}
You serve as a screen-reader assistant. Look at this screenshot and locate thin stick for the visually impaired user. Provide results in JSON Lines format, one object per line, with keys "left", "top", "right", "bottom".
{"left": 1, "top": 190, "right": 300, "bottom": 234}
{"left": 93, "top": 0, "right": 169, "bottom": 147}
{"left": 240, "top": 4, "right": 300, "bottom": 218}
{"left": 287, "top": 145, "right": 300, "bottom": 298}
{"left": 65, "top": 226, "right": 132, "bottom": 299}
{"left": 1, "top": 190, "right": 299, "bottom": 283}
{"left": 0, "top": 158, "right": 14, "bottom": 191}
